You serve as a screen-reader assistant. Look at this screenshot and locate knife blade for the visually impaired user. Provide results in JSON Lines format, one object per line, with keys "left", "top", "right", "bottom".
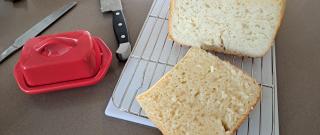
{"left": 0, "top": 1, "right": 77, "bottom": 63}
{"left": 100, "top": 0, "right": 131, "bottom": 61}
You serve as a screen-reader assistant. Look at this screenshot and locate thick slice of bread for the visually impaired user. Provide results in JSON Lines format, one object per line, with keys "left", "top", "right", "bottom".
{"left": 168, "top": 0, "right": 285, "bottom": 57}
{"left": 136, "top": 47, "right": 261, "bottom": 135}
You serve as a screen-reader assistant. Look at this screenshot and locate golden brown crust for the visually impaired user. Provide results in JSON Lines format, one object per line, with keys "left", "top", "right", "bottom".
{"left": 168, "top": 0, "right": 286, "bottom": 58}
{"left": 254, "top": 0, "right": 286, "bottom": 58}
{"left": 202, "top": 45, "right": 247, "bottom": 58}
{"left": 218, "top": 59, "right": 262, "bottom": 135}
{"left": 228, "top": 94, "right": 261, "bottom": 135}
{"left": 167, "top": 0, "right": 175, "bottom": 41}
{"left": 137, "top": 65, "right": 183, "bottom": 135}
{"left": 136, "top": 73, "right": 174, "bottom": 135}
{"left": 229, "top": 85, "right": 261, "bottom": 134}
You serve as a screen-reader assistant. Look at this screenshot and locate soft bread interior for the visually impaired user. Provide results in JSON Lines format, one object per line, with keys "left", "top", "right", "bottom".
{"left": 169, "top": 0, "right": 285, "bottom": 57}
{"left": 137, "top": 47, "right": 261, "bottom": 135}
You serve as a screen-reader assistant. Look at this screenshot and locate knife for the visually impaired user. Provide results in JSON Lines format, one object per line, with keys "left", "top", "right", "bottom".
{"left": 100, "top": 0, "right": 131, "bottom": 61}
{"left": 0, "top": 1, "right": 77, "bottom": 63}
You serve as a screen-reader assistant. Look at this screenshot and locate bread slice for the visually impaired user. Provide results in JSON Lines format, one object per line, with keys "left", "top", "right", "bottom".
{"left": 168, "top": 0, "right": 286, "bottom": 57}
{"left": 136, "top": 47, "right": 261, "bottom": 135}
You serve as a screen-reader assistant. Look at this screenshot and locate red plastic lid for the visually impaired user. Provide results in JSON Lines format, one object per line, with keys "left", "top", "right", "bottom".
{"left": 14, "top": 30, "right": 112, "bottom": 94}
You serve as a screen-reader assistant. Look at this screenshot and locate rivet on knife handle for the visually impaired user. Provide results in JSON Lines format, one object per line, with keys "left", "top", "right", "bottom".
{"left": 112, "top": 10, "right": 131, "bottom": 61}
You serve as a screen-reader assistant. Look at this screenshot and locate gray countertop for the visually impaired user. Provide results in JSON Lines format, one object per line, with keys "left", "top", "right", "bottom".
{"left": 0, "top": 0, "right": 319, "bottom": 135}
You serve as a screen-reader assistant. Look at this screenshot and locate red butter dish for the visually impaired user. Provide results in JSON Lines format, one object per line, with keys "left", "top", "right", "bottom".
{"left": 14, "top": 30, "right": 112, "bottom": 94}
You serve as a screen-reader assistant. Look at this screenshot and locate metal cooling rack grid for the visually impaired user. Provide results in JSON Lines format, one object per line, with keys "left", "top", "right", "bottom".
{"left": 109, "top": 0, "right": 279, "bottom": 135}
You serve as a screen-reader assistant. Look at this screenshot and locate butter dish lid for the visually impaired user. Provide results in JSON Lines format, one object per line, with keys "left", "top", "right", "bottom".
{"left": 14, "top": 30, "right": 112, "bottom": 94}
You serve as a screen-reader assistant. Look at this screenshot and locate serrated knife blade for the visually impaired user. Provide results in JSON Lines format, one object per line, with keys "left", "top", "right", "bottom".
{"left": 0, "top": 1, "right": 77, "bottom": 63}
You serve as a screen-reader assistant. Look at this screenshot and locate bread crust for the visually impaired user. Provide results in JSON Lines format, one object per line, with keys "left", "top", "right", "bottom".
{"left": 211, "top": 57, "right": 262, "bottom": 135}
{"left": 167, "top": 0, "right": 175, "bottom": 40}
{"left": 168, "top": 0, "right": 286, "bottom": 58}
{"left": 137, "top": 48, "right": 262, "bottom": 135}
{"left": 136, "top": 74, "right": 173, "bottom": 135}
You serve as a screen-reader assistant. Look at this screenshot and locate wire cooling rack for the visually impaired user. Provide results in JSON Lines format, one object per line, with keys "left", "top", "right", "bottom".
{"left": 108, "top": 0, "right": 279, "bottom": 134}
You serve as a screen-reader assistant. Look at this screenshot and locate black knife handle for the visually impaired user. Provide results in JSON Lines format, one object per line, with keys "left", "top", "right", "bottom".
{"left": 112, "top": 10, "right": 129, "bottom": 44}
